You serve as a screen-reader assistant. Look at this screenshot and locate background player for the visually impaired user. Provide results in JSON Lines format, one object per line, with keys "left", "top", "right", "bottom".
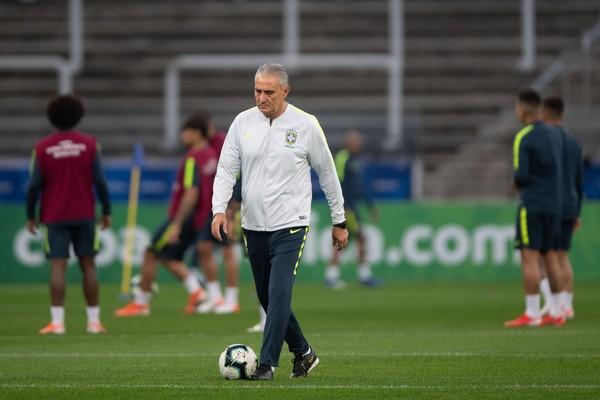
{"left": 325, "top": 129, "right": 382, "bottom": 289}
{"left": 193, "top": 111, "right": 242, "bottom": 314}
{"left": 115, "top": 114, "right": 217, "bottom": 317}
{"left": 505, "top": 88, "right": 566, "bottom": 328}
{"left": 27, "top": 95, "right": 111, "bottom": 335}
{"left": 542, "top": 96, "right": 583, "bottom": 319}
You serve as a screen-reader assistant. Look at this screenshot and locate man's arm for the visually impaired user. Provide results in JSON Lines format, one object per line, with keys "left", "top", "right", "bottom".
{"left": 168, "top": 157, "right": 200, "bottom": 243}
{"left": 92, "top": 151, "right": 112, "bottom": 229}
{"left": 575, "top": 144, "right": 584, "bottom": 218}
{"left": 513, "top": 127, "right": 532, "bottom": 188}
{"left": 26, "top": 149, "right": 42, "bottom": 234}
{"left": 212, "top": 118, "right": 241, "bottom": 241}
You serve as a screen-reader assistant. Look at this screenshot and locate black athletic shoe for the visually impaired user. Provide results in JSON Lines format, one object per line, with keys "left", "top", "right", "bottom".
{"left": 290, "top": 348, "right": 319, "bottom": 378}
{"left": 250, "top": 364, "right": 274, "bottom": 381}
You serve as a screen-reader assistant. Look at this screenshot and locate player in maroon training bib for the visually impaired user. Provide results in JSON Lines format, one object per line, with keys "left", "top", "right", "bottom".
{"left": 26, "top": 95, "right": 111, "bottom": 335}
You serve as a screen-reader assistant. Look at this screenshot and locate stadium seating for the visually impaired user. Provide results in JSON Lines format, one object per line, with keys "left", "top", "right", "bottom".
{"left": 0, "top": 0, "right": 598, "bottom": 197}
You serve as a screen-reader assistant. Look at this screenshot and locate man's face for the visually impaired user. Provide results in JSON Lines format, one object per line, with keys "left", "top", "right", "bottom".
{"left": 254, "top": 74, "right": 289, "bottom": 118}
{"left": 180, "top": 128, "right": 199, "bottom": 148}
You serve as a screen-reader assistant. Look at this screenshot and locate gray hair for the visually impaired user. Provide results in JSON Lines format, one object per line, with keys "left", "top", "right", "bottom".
{"left": 255, "top": 63, "right": 289, "bottom": 86}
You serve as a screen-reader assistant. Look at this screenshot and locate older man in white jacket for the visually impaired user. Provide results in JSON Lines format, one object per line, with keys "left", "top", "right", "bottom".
{"left": 212, "top": 63, "right": 348, "bottom": 380}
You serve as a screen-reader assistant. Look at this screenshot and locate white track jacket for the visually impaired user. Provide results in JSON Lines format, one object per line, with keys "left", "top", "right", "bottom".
{"left": 212, "top": 104, "right": 345, "bottom": 232}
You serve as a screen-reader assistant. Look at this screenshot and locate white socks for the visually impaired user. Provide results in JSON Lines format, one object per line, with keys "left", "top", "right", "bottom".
{"left": 86, "top": 306, "right": 100, "bottom": 325}
{"left": 134, "top": 289, "right": 152, "bottom": 305}
{"left": 224, "top": 287, "right": 239, "bottom": 305}
{"left": 259, "top": 305, "right": 267, "bottom": 326}
{"left": 358, "top": 264, "right": 372, "bottom": 281}
{"left": 50, "top": 306, "right": 64, "bottom": 325}
{"left": 50, "top": 306, "right": 101, "bottom": 326}
{"left": 550, "top": 293, "right": 562, "bottom": 318}
{"left": 206, "top": 280, "right": 223, "bottom": 301}
{"left": 564, "top": 291, "right": 573, "bottom": 310}
{"left": 183, "top": 274, "right": 201, "bottom": 294}
{"left": 539, "top": 278, "right": 553, "bottom": 307}
{"left": 525, "top": 294, "right": 541, "bottom": 318}
{"left": 325, "top": 265, "right": 340, "bottom": 280}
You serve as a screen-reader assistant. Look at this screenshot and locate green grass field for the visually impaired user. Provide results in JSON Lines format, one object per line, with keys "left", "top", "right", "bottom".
{"left": 1, "top": 281, "right": 599, "bottom": 399}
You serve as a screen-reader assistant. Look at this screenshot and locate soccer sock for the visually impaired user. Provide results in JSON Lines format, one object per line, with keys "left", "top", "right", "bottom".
{"left": 550, "top": 293, "right": 562, "bottom": 318}
{"left": 206, "top": 280, "right": 223, "bottom": 300}
{"left": 525, "top": 294, "right": 541, "bottom": 318}
{"left": 325, "top": 265, "right": 340, "bottom": 281}
{"left": 358, "top": 263, "right": 372, "bottom": 281}
{"left": 50, "top": 306, "right": 64, "bottom": 325}
{"left": 224, "top": 287, "right": 239, "bottom": 305}
{"left": 559, "top": 291, "right": 569, "bottom": 312}
{"left": 183, "top": 273, "right": 201, "bottom": 295}
{"left": 134, "top": 289, "right": 152, "bottom": 305}
{"left": 565, "top": 292, "right": 574, "bottom": 310}
{"left": 539, "top": 278, "right": 553, "bottom": 307}
{"left": 259, "top": 305, "right": 267, "bottom": 326}
{"left": 86, "top": 306, "right": 100, "bottom": 324}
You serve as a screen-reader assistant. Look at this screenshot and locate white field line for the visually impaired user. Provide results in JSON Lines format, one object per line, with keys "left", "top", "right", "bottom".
{"left": 0, "top": 330, "right": 598, "bottom": 341}
{"left": 0, "top": 383, "right": 599, "bottom": 391}
{"left": 0, "top": 351, "right": 599, "bottom": 359}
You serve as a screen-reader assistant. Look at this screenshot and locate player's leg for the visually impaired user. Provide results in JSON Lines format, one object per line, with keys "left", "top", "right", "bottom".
{"left": 39, "top": 225, "right": 69, "bottom": 335}
{"left": 163, "top": 259, "right": 206, "bottom": 314}
{"left": 256, "top": 227, "right": 316, "bottom": 379}
{"left": 247, "top": 304, "right": 267, "bottom": 333}
{"left": 214, "top": 243, "right": 240, "bottom": 314}
{"left": 505, "top": 207, "right": 543, "bottom": 327}
{"left": 558, "top": 251, "right": 574, "bottom": 318}
{"left": 325, "top": 246, "right": 346, "bottom": 289}
{"left": 160, "top": 219, "right": 206, "bottom": 313}
{"left": 357, "top": 230, "right": 383, "bottom": 287}
{"left": 540, "top": 214, "right": 566, "bottom": 326}
{"left": 116, "top": 220, "right": 170, "bottom": 317}
{"left": 196, "top": 239, "right": 224, "bottom": 313}
{"left": 558, "top": 218, "right": 576, "bottom": 318}
{"left": 244, "top": 229, "right": 274, "bottom": 380}
{"left": 538, "top": 260, "right": 553, "bottom": 315}
{"left": 541, "top": 250, "right": 565, "bottom": 325}
{"left": 72, "top": 220, "right": 106, "bottom": 333}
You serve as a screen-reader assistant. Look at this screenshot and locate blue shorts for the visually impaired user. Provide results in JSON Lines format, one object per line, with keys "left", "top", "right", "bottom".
{"left": 196, "top": 216, "right": 231, "bottom": 245}
{"left": 44, "top": 219, "right": 98, "bottom": 259}
{"left": 514, "top": 206, "right": 560, "bottom": 254}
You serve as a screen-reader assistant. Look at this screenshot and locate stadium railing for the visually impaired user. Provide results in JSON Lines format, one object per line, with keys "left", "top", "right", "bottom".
{"left": 163, "top": 0, "right": 404, "bottom": 152}
{"left": 0, "top": 0, "right": 83, "bottom": 94}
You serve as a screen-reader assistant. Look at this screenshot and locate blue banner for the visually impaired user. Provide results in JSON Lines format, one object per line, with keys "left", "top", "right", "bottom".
{"left": 0, "top": 158, "right": 413, "bottom": 203}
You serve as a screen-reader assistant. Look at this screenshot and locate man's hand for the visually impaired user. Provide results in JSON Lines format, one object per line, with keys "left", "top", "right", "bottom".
{"left": 211, "top": 213, "right": 228, "bottom": 242}
{"left": 167, "top": 222, "right": 182, "bottom": 245}
{"left": 332, "top": 226, "right": 349, "bottom": 251}
{"left": 100, "top": 215, "right": 112, "bottom": 230}
{"left": 27, "top": 219, "right": 38, "bottom": 235}
{"left": 574, "top": 217, "right": 582, "bottom": 232}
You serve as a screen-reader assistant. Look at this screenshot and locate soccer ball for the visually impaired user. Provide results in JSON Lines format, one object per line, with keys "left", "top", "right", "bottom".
{"left": 130, "top": 274, "right": 159, "bottom": 296}
{"left": 218, "top": 344, "right": 257, "bottom": 380}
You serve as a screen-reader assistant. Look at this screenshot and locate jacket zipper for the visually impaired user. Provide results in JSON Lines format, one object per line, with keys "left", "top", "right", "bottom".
{"left": 262, "top": 120, "right": 272, "bottom": 231}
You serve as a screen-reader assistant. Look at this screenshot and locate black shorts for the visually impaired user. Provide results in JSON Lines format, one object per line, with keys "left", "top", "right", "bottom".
{"left": 514, "top": 206, "right": 560, "bottom": 254}
{"left": 44, "top": 219, "right": 98, "bottom": 259}
{"left": 559, "top": 218, "right": 577, "bottom": 251}
{"left": 196, "top": 216, "right": 231, "bottom": 245}
{"left": 148, "top": 218, "right": 197, "bottom": 261}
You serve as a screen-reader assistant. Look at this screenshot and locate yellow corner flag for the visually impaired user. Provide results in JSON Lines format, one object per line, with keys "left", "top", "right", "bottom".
{"left": 120, "top": 143, "right": 144, "bottom": 298}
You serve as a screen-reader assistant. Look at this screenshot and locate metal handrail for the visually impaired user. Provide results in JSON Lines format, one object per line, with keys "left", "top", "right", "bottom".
{"left": 0, "top": 0, "right": 83, "bottom": 94}
{"left": 163, "top": 0, "right": 404, "bottom": 151}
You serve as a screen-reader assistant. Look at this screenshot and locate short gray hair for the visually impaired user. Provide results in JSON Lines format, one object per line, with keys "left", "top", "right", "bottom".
{"left": 255, "top": 63, "right": 289, "bottom": 86}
